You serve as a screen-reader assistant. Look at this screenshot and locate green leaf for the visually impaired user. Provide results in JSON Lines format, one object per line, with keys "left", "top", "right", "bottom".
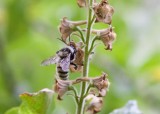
{"left": 5, "top": 88, "right": 54, "bottom": 114}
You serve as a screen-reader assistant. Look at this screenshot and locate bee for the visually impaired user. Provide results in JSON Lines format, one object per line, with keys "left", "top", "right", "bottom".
{"left": 41, "top": 45, "right": 77, "bottom": 80}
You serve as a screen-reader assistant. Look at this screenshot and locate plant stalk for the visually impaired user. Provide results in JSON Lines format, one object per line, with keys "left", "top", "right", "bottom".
{"left": 77, "top": 0, "right": 93, "bottom": 114}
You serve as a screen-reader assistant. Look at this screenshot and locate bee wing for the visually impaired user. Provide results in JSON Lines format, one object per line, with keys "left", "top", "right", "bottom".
{"left": 59, "top": 54, "right": 71, "bottom": 71}
{"left": 41, "top": 55, "right": 60, "bottom": 66}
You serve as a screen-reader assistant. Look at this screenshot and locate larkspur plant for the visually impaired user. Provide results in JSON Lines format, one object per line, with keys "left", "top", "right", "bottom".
{"left": 42, "top": 0, "right": 116, "bottom": 114}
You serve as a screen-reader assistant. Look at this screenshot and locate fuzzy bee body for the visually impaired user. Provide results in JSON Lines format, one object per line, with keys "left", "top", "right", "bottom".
{"left": 41, "top": 46, "right": 76, "bottom": 80}
{"left": 56, "top": 65, "right": 69, "bottom": 80}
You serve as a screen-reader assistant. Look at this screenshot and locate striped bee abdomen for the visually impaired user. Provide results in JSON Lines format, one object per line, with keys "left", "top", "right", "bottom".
{"left": 57, "top": 66, "right": 69, "bottom": 80}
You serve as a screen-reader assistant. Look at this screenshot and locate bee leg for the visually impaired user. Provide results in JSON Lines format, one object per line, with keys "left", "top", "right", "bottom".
{"left": 70, "top": 62, "right": 78, "bottom": 70}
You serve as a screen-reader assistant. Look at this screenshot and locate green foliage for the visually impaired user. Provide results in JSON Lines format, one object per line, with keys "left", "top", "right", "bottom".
{"left": 5, "top": 107, "right": 19, "bottom": 114}
{"left": 5, "top": 89, "right": 54, "bottom": 114}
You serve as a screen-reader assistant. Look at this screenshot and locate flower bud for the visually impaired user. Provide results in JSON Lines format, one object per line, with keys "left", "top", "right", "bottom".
{"left": 85, "top": 94, "right": 103, "bottom": 114}
{"left": 92, "top": 73, "right": 110, "bottom": 97}
{"left": 54, "top": 79, "right": 71, "bottom": 100}
{"left": 93, "top": 0, "right": 114, "bottom": 24}
{"left": 59, "top": 17, "right": 87, "bottom": 42}
{"left": 77, "top": 0, "right": 87, "bottom": 7}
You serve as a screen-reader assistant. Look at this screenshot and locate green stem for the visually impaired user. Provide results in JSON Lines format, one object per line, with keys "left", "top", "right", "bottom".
{"left": 69, "top": 86, "right": 79, "bottom": 104}
{"left": 76, "top": 27, "right": 85, "bottom": 43}
{"left": 77, "top": 0, "right": 94, "bottom": 114}
{"left": 88, "top": 36, "right": 99, "bottom": 54}
{"left": 83, "top": 84, "right": 92, "bottom": 98}
{"left": 90, "top": 15, "right": 96, "bottom": 25}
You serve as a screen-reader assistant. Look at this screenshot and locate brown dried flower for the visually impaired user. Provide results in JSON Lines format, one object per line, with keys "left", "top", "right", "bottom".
{"left": 85, "top": 94, "right": 103, "bottom": 114}
{"left": 69, "top": 41, "right": 84, "bottom": 72}
{"left": 59, "top": 17, "right": 87, "bottom": 42}
{"left": 77, "top": 0, "right": 87, "bottom": 8}
{"left": 92, "top": 27, "right": 116, "bottom": 50}
{"left": 93, "top": 0, "right": 114, "bottom": 24}
{"left": 92, "top": 73, "right": 110, "bottom": 97}
{"left": 54, "top": 79, "right": 71, "bottom": 100}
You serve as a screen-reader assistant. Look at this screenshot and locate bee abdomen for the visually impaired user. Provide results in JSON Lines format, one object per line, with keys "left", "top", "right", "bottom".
{"left": 57, "top": 66, "right": 68, "bottom": 80}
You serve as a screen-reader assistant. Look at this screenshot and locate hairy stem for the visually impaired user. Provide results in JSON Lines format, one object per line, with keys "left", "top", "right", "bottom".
{"left": 77, "top": 0, "right": 93, "bottom": 114}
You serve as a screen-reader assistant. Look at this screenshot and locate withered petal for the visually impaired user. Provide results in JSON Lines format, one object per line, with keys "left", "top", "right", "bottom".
{"left": 59, "top": 17, "right": 73, "bottom": 42}
{"left": 98, "top": 88, "right": 107, "bottom": 97}
{"left": 59, "top": 18, "right": 87, "bottom": 42}
{"left": 100, "top": 28, "right": 116, "bottom": 50}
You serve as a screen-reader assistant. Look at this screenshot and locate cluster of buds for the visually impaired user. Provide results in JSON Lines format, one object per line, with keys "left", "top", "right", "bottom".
{"left": 42, "top": 0, "right": 117, "bottom": 114}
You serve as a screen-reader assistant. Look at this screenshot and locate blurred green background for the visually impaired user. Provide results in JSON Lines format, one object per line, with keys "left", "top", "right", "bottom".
{"left": 0, "top": 0, "right": 160, "bottom": 114}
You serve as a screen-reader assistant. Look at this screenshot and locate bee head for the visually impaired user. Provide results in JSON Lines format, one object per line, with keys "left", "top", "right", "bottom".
{"left": 56, "top": 47, "right": 72, "bottom": 58}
